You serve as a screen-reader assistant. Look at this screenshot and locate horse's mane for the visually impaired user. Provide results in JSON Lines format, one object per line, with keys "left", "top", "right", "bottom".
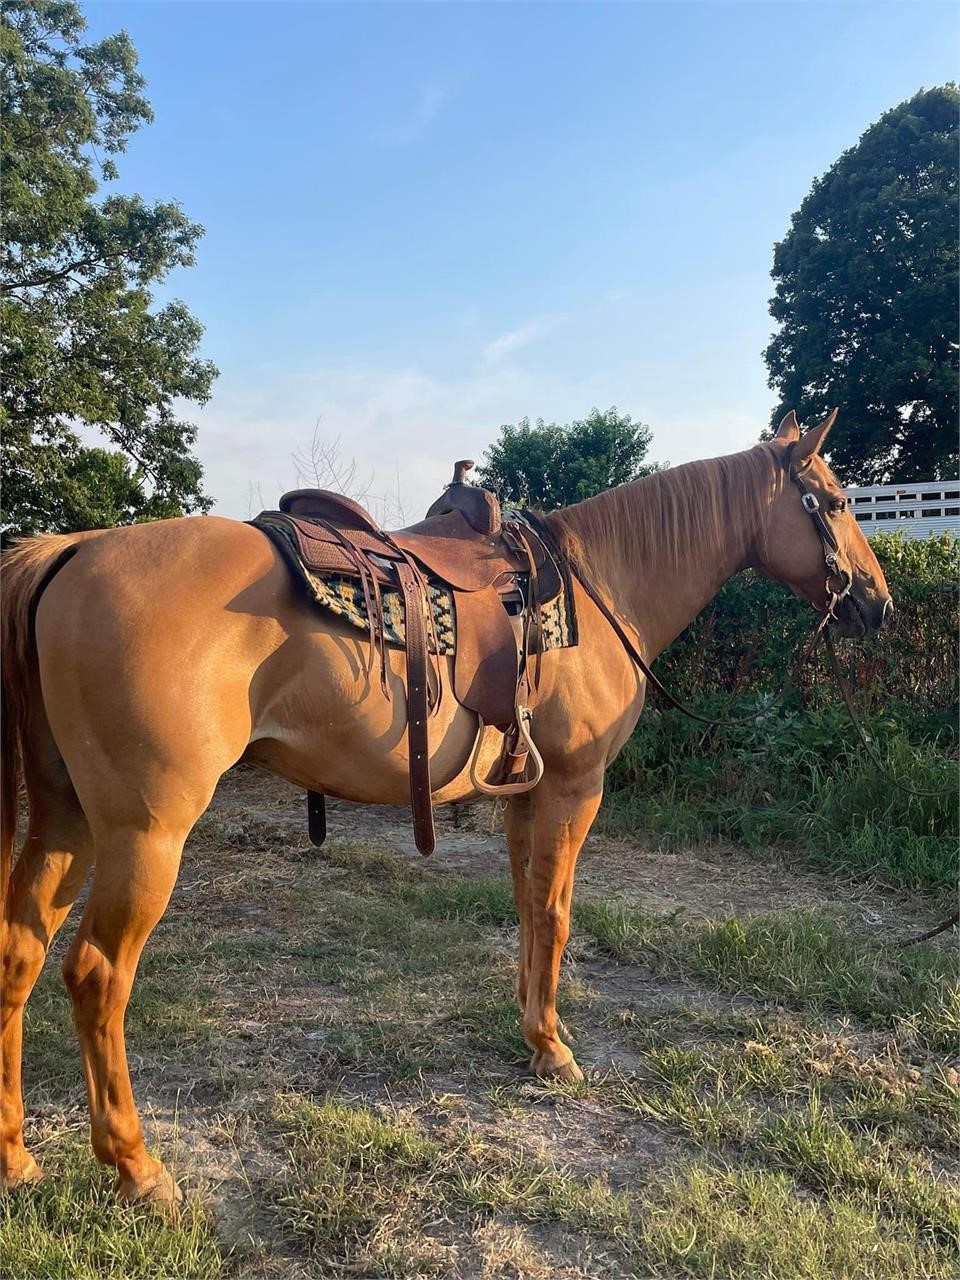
{"left": 544, "top": 444, "right": 784, "bottom": 587}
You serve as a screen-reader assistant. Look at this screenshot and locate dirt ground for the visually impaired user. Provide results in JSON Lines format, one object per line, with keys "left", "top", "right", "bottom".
{"left": 12, "top": 765, "right": 958, "bottom": 1280}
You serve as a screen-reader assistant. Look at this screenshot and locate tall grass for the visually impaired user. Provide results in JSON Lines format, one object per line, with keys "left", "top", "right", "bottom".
{"left": 603, "top": 697, "right": 957, "bottom": 892}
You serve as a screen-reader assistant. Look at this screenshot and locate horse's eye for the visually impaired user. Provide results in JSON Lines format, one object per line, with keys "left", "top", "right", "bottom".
{"left": 830, "top": 498, "right": 847, "bottom": 514}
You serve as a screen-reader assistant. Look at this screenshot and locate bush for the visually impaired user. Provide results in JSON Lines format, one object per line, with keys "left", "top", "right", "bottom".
{"left": 603, "top": 534, "right": 958, "bottom": 892}
{"left": 655, "top": 533, "right": 958, "bottom": 712}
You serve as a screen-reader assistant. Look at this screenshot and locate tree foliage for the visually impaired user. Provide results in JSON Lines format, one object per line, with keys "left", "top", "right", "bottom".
{"left": 476, "top": 407, "right": 657, "bottom": 510}
{"left": 1, "top": 0, "right": 218, "bottom": 539}
{"left": 764, "top": 85, "right": 959, "bottom": 485}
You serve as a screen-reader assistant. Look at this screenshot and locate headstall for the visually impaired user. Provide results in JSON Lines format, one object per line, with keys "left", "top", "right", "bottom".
{"left": 788, "top": 461, "right": 853, "bottom": 621}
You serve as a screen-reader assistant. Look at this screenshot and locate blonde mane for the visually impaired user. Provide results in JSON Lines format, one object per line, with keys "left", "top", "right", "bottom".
{"left": 545, "top": 444, "right": 785, "bottom": 588}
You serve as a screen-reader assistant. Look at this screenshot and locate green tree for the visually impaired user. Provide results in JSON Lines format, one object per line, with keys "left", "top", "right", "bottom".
{"left": 764, "top": 85, "right": 959, "bottom": 485}
{"left": 1, "top": 0, "right": 218, "bottom": 539}
{"left": 476, "top": 408, "right": 657, "bottom": 510}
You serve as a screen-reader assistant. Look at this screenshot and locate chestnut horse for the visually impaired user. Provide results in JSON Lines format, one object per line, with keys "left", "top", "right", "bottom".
{"left": 1, "top": 412, "right": 890, "bottom": 1208}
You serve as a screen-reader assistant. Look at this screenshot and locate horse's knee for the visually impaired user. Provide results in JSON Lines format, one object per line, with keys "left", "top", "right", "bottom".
{"left": 531, "top": 902, "right": 569, "bottom": 952}
{"left": 2, "top": 930, "right": 47, "bottom": 1013}
{"left": 62, "top": 938, "right": 121, "bottom": 1028}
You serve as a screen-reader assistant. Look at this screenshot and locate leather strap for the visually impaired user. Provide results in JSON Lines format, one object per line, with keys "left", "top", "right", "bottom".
{"left": 307, "top": 790, "right": 327, "bottom": 845}
{"left": 566, "top": 561, "right": 810, "bottom": 728}
{"left": 396, "top": 562, "right": 436, "bottom": 854}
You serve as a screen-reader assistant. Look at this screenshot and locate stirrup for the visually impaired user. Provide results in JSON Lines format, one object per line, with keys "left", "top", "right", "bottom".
{"left": 469, "top": 707, "right": 545, "bottom": 797}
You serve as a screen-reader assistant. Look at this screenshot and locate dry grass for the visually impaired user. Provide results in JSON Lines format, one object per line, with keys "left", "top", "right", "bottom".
{"left": 4, "top": 767, "right": 958, "bottom": 1279}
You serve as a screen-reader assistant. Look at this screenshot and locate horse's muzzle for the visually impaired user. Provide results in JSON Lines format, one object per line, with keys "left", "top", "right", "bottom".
{"left": 832, "top": 590, "right": 893, "bottom": 638}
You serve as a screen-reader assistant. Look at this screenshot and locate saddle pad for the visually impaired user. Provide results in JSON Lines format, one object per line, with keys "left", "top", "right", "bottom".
{"left": 253, "top": 513, "right": 576, "bottom": 654}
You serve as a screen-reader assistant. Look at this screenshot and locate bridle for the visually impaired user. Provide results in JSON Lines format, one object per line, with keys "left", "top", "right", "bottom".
{"left": 531, "top": 468, "right": 950, "bottom": 787}
{"left": 527, "top": 467, "right": 853, "bottom": 728}
{"left": 788, "top": 456, "right": 854, "bottom": 623}
{"left": 784, "top": 463, "right": 955, "bottom": 939}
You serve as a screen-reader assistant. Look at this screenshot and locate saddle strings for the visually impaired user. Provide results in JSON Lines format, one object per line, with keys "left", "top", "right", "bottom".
{"left": 316, "top": 518, "right": 391, "bottom": 699}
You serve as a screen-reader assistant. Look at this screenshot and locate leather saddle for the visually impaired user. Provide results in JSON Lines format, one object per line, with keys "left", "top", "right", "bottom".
{"left": 258, "top": 461, "right": 566, "bottom": 854}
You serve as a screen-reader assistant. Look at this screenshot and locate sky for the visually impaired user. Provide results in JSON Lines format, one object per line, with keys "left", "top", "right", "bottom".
{"left": 85, "top": 0, "right": 958, "bottom": 521}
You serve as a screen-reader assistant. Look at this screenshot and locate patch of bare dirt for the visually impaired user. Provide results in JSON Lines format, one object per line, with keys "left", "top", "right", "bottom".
{"left": 211, "top": 764, "right": 948, "bottom": 939}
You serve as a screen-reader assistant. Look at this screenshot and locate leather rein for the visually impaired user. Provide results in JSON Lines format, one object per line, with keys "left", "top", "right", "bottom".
{"left": 526, "top": 467, "right": 838, "bottom": 730}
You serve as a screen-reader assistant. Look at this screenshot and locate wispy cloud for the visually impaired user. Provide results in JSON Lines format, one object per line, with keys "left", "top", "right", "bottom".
{"left": 195, "top": 354, "right": 595, "bottom": 522}
{"left": 480, "top": 314, "right": 566, "bottom": 367}
{"left": 380, "top": 82, "right": 450, "bottom": 146}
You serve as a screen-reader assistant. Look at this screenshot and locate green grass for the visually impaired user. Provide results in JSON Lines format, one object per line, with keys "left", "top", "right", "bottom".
{"left": 268, "top": 1091, "right": 637, "bottom": 1274}
{"left": 602, "top": 699, "right": 957, "bottom": 891}
{"left": 574, "top": 902, "right": 960, "bottom": 1051}
{"left": 0, "top": 1137, "right": 224, "bottom": 1280}
{"left": 264, "top": 847, "right": 960, "bottom": 1276}
{"left": 267, "top": 1090, "right": 956, "bottom": 1280}
{"left": 633, "top": 1162, "right": 951, "bottom": 1280}
{"left": 8, "top": 825, "right": 958, "bottom": 1280}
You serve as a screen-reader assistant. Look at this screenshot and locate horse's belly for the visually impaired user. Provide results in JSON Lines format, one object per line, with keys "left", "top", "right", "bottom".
{"left": 246, "top": 628, "right": 504, "bottom": 805}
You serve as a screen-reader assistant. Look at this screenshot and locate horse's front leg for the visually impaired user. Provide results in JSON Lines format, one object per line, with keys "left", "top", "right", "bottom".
{"left": 504, "top": 792, "right": 535, "bottom": 1014}
{"left": 513, "top": 775, "right": 602, "bottom": 1082}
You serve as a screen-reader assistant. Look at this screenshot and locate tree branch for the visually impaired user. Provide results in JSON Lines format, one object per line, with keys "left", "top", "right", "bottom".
{"left": 2, "top": 249, "right": 122, "bottom": 294}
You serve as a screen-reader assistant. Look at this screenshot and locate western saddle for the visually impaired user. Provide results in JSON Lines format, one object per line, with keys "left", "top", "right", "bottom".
{"left": 262, "top": 462, "right": 568, "bottom": 855}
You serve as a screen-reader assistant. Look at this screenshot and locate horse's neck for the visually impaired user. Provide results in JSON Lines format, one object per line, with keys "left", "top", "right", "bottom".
{"left": 555, "top": 450, "right": 775, "bottom": 659}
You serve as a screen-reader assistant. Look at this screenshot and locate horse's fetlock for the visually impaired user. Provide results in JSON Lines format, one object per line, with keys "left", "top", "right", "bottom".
{"left": 522, "top": 1010, "right": 555, "bottom": 1049}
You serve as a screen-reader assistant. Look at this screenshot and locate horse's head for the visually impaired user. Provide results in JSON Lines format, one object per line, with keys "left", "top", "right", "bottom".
{"left": 758, "top": 410, "right": 892, "bottom": 638}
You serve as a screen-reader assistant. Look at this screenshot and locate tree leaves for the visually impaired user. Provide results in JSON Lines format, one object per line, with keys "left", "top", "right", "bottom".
{"left": 764, "top": 86, "right": 959, "bottom": 485}
{"left": 0, "top": 0, "right": 217, "bottom": 539}
{"left": 476, "top": 408, "right": 658, "bottom": 510}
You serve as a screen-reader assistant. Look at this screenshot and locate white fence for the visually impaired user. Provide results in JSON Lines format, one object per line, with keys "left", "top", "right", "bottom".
{"left": 846, "top": 481, "right": 960, "bottom": 540}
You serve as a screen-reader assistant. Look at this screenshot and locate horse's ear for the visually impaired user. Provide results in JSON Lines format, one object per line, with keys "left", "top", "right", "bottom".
{"left": 774, "top": 410, "right": 800, "bottom": 443}
{"left": 794, "top": 408, "right": 838, "bottom": 466}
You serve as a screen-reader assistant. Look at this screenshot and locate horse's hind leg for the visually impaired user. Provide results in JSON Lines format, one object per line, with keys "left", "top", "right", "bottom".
{"left": 61, "top": 815, "right": 195, "bottom": 1211}
{"left": 1, "top": 760, "right": 93, "bottom": 1188}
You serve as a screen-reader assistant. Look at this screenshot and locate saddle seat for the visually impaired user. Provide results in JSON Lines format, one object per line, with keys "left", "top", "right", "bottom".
{"left": 279, "top": 459, "right": 560, "bottom": 597}
{"left": 266, "top": 461, "right": 566, "bottom": 856}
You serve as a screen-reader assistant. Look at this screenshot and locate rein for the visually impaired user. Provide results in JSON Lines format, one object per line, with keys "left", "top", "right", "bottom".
{"left": 539, "top": 469, "right": 950, "bottom": 782}
{"left": 526, "top": 486, "right": 834, "bottom": 732}
{"left": 555, "top": 558, "right": 823, "bottom": 729}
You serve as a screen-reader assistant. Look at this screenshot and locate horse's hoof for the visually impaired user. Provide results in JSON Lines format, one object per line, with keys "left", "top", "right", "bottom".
{"left": 531, "top": 1051, "right": 585, "bottom": 1084}
{"left": 1, "top": 1149, "right": 44, "bottom": 1190}
{"left": 117, "top": 1166, "right": 183, "bottom": 1218}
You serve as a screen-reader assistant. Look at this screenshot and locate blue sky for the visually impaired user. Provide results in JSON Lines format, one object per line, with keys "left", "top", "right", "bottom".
{"left": 86, "top": 1, "right": 957, "bottom": 520}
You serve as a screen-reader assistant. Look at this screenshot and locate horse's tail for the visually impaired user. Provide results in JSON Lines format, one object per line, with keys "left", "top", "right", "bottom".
{"left": 1, "top": 534, "right": 83, "bottom": 912}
